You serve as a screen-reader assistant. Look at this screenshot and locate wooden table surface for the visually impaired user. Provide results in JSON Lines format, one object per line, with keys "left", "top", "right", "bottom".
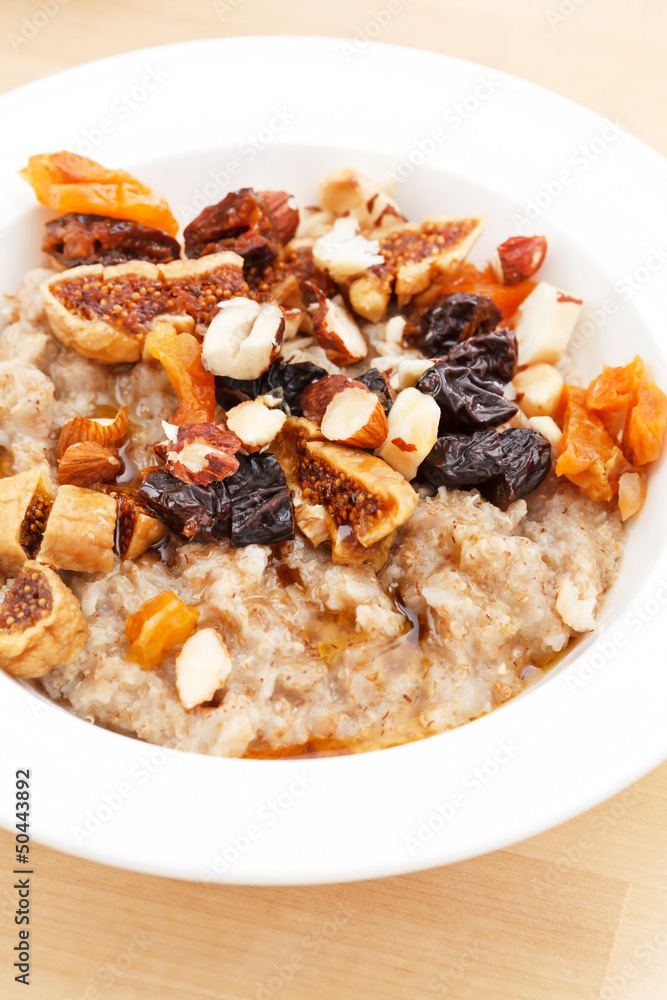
{"left": 1, "top": 2, "right": 666, "bottom": 997}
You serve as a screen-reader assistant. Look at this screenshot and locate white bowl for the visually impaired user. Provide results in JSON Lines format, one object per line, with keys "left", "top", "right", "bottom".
{"left": 0, "top": 37, "right": 666, "bottom": 885}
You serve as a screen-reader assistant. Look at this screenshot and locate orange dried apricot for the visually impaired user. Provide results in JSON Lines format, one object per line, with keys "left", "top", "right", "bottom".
{"left": 20, "top": 151, "right": 179, "bottom": 237}
{"left": 431, "top": 264, "right": 535, "bottom": 320}
{"left": 124, "top": 590, "right": 199, "bottom": 669}
{"left": 145, "top": 324, "right": 216, "bottom": 425}
{"left": 585, "top": 356, "right": 644, "bottom": 413}
{"left": 625, "top": 380, "right": 667, "bottom": 466}
{"left": 555, "top": 386, "right": 633, "bottom": 502}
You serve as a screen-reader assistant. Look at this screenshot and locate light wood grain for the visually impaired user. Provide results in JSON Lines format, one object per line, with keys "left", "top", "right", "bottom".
{"left": 0, "top": 2, "right": 666, "bottom": 997}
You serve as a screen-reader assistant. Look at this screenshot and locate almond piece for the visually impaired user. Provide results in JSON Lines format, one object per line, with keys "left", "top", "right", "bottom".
{"left": 57, "top": 441, "right": 123, "bottom": 488}
{"left": 37, "top": 486, "right": 117, "bottom": 574}
{"left": 57, "top": 406, "right": 128, "bottom": 460}
{"left": 226, "top": 398, "right": 287, "bottom": 451}
{"left": 513, "top": 364, "right": 564, "bottom": 419}
{"left": 617, "top": 470, "right": 647, "bottom": 521}
{"left": 377, "top": 387, "right": 440, "bottom": 481}
{"left": 0, "top": 561, "right": 87, "bottom": 678}
{"left": 527, "top": 415, "right": 562, "bottom": 447}
{"left": 320, "top": 386, "right": 388, "bottom": 449}
{"left": 175, "top": 628, "right": 233, "bottom": 710}
{"left": 556, "top": 576, "right": 597, "bottom": 633}
{"left": 0, "top": 469, "right": 56, "bottom": 575}
{"left": 311, "top": 295, "right": 368, "bottom": 365}
{"left": 491, "top": 235, "right": 547, "bottom": 285}
{"left": 317, "top": 169, "right": 404, "bottom": 231}
{"left": 514, "top": 283, "right": 583, "bottom": 366}
{"left": 202, "top": 297, "right": 285, "bottom": 379}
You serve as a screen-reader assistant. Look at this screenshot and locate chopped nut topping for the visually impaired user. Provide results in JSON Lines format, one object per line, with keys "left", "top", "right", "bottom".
{"left": 57, "top": 406, "right": 128, "bottom": 460}
{"left": 58, "top": 441, "right": 123, "bottom": 488}
{"left": 0, "top": 469, "right": 56, "bottom": 575}
{"left": 225, "top": 399, "right": 287, "bottom": 451}
{"left": 311, "top": 295, "right": 368, "bottom": 365}
{"left": 164, "top": 424, "right": 242, "bottom": 486}
{"left": 175, "top": 628, "right": 233, "bottom": 710}
{"left": 41, "top": 252, "right": 248, "bottom": 364}
{"left": 202, "top": 297, "right": 285, "bottom": 380}
{"left": 0, "top": 561, "right": 87, "bottom": 678}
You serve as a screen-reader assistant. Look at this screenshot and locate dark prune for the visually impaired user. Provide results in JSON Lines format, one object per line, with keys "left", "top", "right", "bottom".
{"left": 138, "top": 470, "right": 231, "bottom": 542}
{"left": 479, "top": 428, "right": 552, "bottom": 511}
{"left": 356, "top": 368, "right": 393, "bottom": 414}
{"left": 417, "top": 429, "right": 505, "bottom": 490}
{"left": 183, "top": 188, "right": 280, "bottom": 269}
{"left": 215, "top": 360, "right": 328, "bottom": 416}
{"left": 445, "top": 328, "right": 518, "bottom": 384}
{"left": 416, "top": 363, "right": 517, "bottom": 433}
{"left": 226, "top": 454, "right": 295, "bottom": 546}
{"left": 43, "top": 213, "right": 181, "bottom": 267}
{"left": 419, "top": 293, "right": 502, "bottom": 356}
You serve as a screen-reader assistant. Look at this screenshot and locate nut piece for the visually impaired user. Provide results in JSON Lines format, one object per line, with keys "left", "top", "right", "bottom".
{"left": 377, "top": 388, "right": 441, "bottom": 481}
{"left": 348, "top": 217, "right": 485, "bottom": 322}
{"left": 175, "top": 628, "right": 233, "bottom": 710}
{"left": 58, "top": 441, "right": 123, "bottom": 488}
{"left": 298, "top": 438, "right": 418, "bottom": 546}
{"left": 0, "top": 561, "right": 87, "bottom": 678}
{"left": 226, "top": 399, "right": 287, "bottom": 451}
{"left": 57, "top": 406, "right": 128, "bottom": 460}
{"left": 491, "top": 235, "right": 547, "bottom": 285}
{"left": 41, "top": 252, "right": 248, "bottom": 364}
{"left": 202, "top": 297, "right": 285, "bottom": 379}
{"left": 311, "top": 295, "right": 368, "bottom": 365}
{"left": 312, "top": 216, "right": 384, "bottom": 282}
{"left": 101, "top": 485, "right": 168, "bottom": 560}
{"left": 301, "top": 375, "right": 388, "bottom": 448}
{"left": 259, "top": 190, "right": 300, "bottom": 244}
{"left": 37, "top": 486, "right": 117, "bottom": 574}
{"left": 513, "top": 282, "right": 583, "bottom": 366}
{"left": 389, "top": 358, "right": 435, "bottom": 391}
{"left": 513, "top": 364, "right": 564, "bottom": 419}
{"left": 527, "top": 415, "right": 562, "bottom": 447}
{"left": 0, "top": 469, "right": 56, "bottom": 575}
{"left": 556, "top": 576, "right": 597, "bottom": 633}
{"left": 164, "top": 424, "right": 242, "bottom": 486}
{"left": 617, "top": 470, "right": 647, "bottom": 521}
{"left": 317, "top": 169, "right": 404, "bottom": 231}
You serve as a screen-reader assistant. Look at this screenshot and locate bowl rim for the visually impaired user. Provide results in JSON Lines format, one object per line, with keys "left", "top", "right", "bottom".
{"left": 0, "top": 35, "right": 666, "bottom": 885}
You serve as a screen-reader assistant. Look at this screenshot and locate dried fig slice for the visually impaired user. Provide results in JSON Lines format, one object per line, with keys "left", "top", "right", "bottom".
{"left": 99, "top": 485, "right": 168, "bottom": 560}
{"left": 43, "top": 213, "right": 181, "bottom": 267}
{"left": 297, "top": 439, "right": 418, "bottom": 547}
{"left": 0, "top": 469, "right": 56, "bottom": 575}
{"left": 0, "top": 561, "right": 87, "bottom": 678}
{"left": 37, "top": 486, "right": 117, "bottom": 574}
{"left": 41, "top": 251, "right": 248, "bottom": 364}
{"left": 348, "top": 216, "right": 485, "bottom": 322}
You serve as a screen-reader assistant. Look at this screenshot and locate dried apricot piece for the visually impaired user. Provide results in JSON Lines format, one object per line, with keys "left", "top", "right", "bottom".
{"left": 585, "top": 356, "right": 644, "bottom": 413}
{"left": 625, "top": 380, "right": 667, "bottom": 466}
{"left": 145, "top": 323, "right": 216, "bottom": 424}
{"left": 124, "top": 591, "right": 199, "bottom": 669}
{"left": 20, "top": 151, "right": 178, "bottom": 236}
{"left": 555, "top": 386, "right": 629, "bottom": 502}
